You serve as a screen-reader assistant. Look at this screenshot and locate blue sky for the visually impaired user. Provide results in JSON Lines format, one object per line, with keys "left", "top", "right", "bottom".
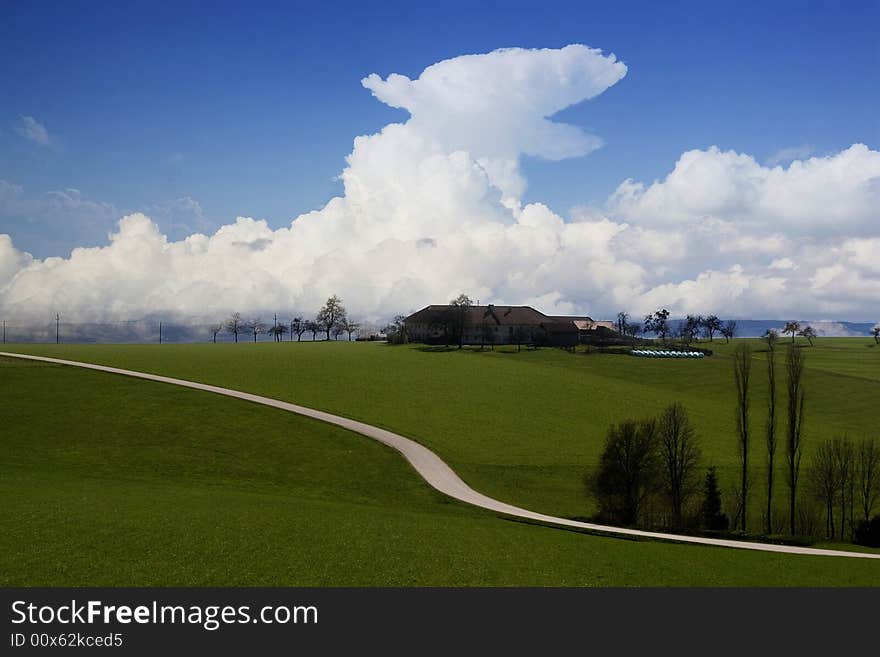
{"left": 3, "top": 0, "right": 877, "bottom": 258}
{"left": 1, "top": 1, "right": 879, "bottom": 325}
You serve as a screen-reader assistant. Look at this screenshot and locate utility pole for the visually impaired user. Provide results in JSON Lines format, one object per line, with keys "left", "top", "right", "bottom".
{"left": 56, "top": 313, "right": 60, "bottom": 344}
{"left": 159, "top": 321, "right": 163, "bottom": 344}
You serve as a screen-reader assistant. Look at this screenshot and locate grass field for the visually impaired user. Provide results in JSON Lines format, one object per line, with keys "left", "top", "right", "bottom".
{"left": 2, "top": 353, "right": 879, "bottom": 586}
{"left": 5, "top": 337, "right": 878, "bottom": 527}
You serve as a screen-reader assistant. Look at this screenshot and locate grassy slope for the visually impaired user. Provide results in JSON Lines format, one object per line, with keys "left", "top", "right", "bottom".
{"left": 2, "top": 355, "right": 879, "bottom": 586}
{"left": 7, "top": 338, "right": 878, "bottom": 527}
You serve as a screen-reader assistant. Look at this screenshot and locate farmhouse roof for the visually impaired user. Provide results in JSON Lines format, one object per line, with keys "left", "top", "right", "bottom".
{"left": 405, "top": 304, "right": 553, "bottom": 326}
{"left": 541, "top": 320, "right": 579, "bottom": 334}
{"left": 549, "top": 315, "right": 595, "bottom": 323}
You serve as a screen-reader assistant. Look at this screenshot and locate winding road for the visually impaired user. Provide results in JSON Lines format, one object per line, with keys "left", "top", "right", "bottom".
{"left": 4, "top": 350, "right": 879, "bottom": 561}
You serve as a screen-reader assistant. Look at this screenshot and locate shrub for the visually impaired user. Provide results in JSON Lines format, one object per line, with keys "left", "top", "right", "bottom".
{"left": 701, "top": 466, "right": 729, "bottom": 531}
{"left": 854, "top": 516, "right": 880, "bottom": 547}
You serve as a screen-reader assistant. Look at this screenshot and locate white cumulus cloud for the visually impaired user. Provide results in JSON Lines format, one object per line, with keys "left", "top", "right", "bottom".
{"left": 0, "top": 45, "right": 878, "bottom": 326}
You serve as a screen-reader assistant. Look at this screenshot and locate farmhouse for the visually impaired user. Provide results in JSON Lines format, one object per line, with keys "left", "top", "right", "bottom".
{"left": 404, "top": 304, "right": 612, "bottom": 347}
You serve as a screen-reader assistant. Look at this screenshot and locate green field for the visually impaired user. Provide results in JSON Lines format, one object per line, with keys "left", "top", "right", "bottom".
{"left": 2, "top": 352, "right": 879, "bottom": 586}
{"left": 6, "top": 338, "right": 879, "bottom": 523}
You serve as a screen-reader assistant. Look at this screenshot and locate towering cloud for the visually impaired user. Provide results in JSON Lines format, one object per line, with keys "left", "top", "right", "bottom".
{"left": 0, "top": 45, "right": 878, "bottom": 325}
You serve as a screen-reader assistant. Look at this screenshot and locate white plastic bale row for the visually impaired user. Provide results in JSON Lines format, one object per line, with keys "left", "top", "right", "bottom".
{"left": 630, "top": 350, "right": 704, "bottom": 358}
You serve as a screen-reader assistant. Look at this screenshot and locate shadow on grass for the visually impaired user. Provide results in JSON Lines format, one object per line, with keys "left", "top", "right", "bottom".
{"left": 413, "top": 345, "right": 459, "bottom": 353}
{"left": 387, "top": 343, "right": 534, "bottom": 355}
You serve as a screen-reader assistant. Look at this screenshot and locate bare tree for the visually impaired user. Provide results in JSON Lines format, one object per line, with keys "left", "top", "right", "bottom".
{"left": 783, "top": 321, "right": 801, "bottom": 344}
{"left": 340, "top": 318, "right": 360, "bottom": 341}
{"left": 332, "top": 324, "right": 345, "bottom": 340}
{"left": 290, "top": 317, "right": 306, "bottom": 342}
{"left": 382, "top": 315, "right": 409, "bottom": 344}
{"left": 479, "top": 321, "right": 495, "bottom": 350}
{"left": 225, "top": 312, "right": 244, "bottom": 343}
{"left": 446, "top": 293, "right": 473, "bottom": 349}
{"left": 833, "top": 436, "right": 855, "bottom": 540}
{"left": 733, "top": 343, "right": 753, "bottom": 531}
{"left": 658, "top": 403, "right": 702, "bottom": 529}
{"left": 765, "top": 341, "right": 778, "bottom": 534}
{"left": 856, "top": 436, "right": 880, "bottom": 523}
{"left": 591, "top": 419, "right": 659, "bottom": 526}
{"left": 626, "top": 322, "right": 643, "bottom": 340}
{"left": 785, "top": 343, "right": 806, "bottom": 535}
{"left": 210, "top": 324, "right": 222, "bottom": 344}
{"left": 272, "top": 323, "right": 288, "bottom": 342}
{"left": 721, "top": 319, "right": 737, "bottom": 343}
{"left": 305, "top": 320, "right": 319, "bottom": 341}
{"left": 763, "top": 329, "right": 779, "bottom": 349}
{"left": 682, "top": 314, "right": 702, "bottom": 345}
{"left": 703, "top": 315, "right": 721, "bottom": 342}
{"left": 513, "top": 326, "right": 529, "bottom": 352}
{"left": 811, "top": 441, "right": 839, "bottom": 538}
{"left": 798, "top": 325, "right": 817, "bottom": 346}
{"left": 317, "top": 295, "right": 347, "bottom": 341}
{"left": 246, "top": 317, "right": 266, "bottom": 342}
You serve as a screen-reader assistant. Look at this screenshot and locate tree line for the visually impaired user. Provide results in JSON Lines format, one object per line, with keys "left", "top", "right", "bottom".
{"left": 213, "top": 296, "right": 361, "bottom": 343}
{"left": 617, "top": 310, "right": 830, "bottom": 347}
{"left": 590, "top": 340, "right": 880, "bottom": 545}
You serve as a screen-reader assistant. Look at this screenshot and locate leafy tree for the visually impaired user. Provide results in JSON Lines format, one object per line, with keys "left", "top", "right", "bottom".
{"left": 783, "top": 321, "right": 801, "bottom": 343}
{"left": 644, "top": 308, "right": 671, "bottom": 340}
{"left": 703, "top": 315, "right": 721, "bottom": 341}
{"left": 616, "top": 311, "right": 629, "bottom": 335}
{"left": 798, "top": 325, "right": 817, "bottom": 346}
{"left": 625, "top": 322, "right": 642, "bottom": 340}
{"left": 305, "top": 320, "right": 319, "bottom": 341}
{"left": 785, "top": 343, "right": 806, "bottom": 534}
{"left": 872, "top": 323, "right": 880, "bottom": 344}
{"left": 317, "top": 295, "right": 347, "bottom": 341}
{"left": 733, "top": 343, "right": 753, "bottom": 531}
{"left": 763, "top": 328, "right": 779, "bottom": 349}
{"left": 720, "top": 319, "right": 737, "bottom": 343}
{"left": 701, "top": 466, "right": 730, "bottom": 531}
{"left": 591, "top": 419, "right": 659, "bottom": 526}
{"left": 225, "top": 312, "right": 244, "bottom": 343}
{"left": 658, "top": 403, "right": 702, "bottom": 529}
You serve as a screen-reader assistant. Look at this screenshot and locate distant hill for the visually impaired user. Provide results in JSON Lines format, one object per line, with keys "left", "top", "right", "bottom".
{"left": 666, "top": 319, "right": 876, "bottom": 338}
